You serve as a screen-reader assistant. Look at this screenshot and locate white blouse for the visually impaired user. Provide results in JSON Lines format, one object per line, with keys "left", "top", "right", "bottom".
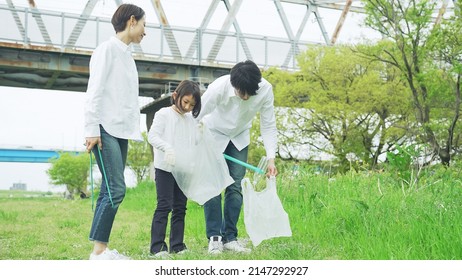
{"left": 148, "top": 106, "right": 234, "bottom": 205}
{"left": 148, "top": 106, "right": 197, "bottom": 172}
{"left": 84, "top": 36, "right": 142, "bottom": 141}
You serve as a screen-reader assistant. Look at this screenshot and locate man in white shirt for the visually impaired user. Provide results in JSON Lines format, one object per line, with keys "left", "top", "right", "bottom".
{"left": 197, "top": 60, "right": 278, "bottom": 254}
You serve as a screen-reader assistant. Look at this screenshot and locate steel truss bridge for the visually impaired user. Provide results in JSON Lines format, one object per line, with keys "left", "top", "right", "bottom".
{"left": 0, "top": 0, "right": 454, "bottom": 100}
{"left": 1, "top": 0, "right": 372, "bottom": 98}
{"left": 0, "top": 0, "right": 456, "bottom": 163}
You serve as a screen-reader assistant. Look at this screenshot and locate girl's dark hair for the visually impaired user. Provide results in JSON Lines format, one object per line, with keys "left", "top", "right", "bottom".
{"left": 171, "top": 80, "right": 202, "bottom": 118}
{"left": 111, "top": 4, "right": 145, "bottom": 33}
{"left": 230, "top": 60, "right": 261, "bottom": 96}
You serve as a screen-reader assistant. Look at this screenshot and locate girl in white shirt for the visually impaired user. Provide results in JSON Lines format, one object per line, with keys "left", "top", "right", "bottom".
{"left": 85, "top": 4, "right": 146, "bottom": 260}
{"left": 148, "top": 80, "right": 202, "bottom": 257}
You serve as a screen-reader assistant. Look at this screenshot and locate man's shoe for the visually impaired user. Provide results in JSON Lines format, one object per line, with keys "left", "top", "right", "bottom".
{"left": 223, "top": 240, "right": 251, "bottom": 253}
{"left": 208, "top": 236, "right": 223, "bottom": 254}
{"left": 176, "top": 249, "right": 189, "bottom": 255}
{"left": 151, "top": 250, "right": 171, "bottom": 259}
{"left": 89, "top": 248, "right": 131, "bottom": 260}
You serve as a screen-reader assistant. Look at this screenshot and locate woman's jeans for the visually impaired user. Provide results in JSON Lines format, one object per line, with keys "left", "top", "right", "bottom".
{"left": 150, "top": 168, "right": 188, "bottom": 254}
{"left": 204, "top": 142, "right": 248, "bottom": 243}
{"left": 89, "top": 126, "right": 128, "bottom": 243}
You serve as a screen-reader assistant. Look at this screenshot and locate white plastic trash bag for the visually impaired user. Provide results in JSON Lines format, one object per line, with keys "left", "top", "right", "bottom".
{"left": 172, "top": 122, "right": 233, "bottom": 205}
{"left": 242, "top": 176, "right": 292, "bottom": 247}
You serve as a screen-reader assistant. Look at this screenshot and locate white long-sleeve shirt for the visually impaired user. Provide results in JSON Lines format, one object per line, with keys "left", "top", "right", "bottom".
{"left": 197, "top": 74, "right": 278, "bottom": 159}
{"left": 148, "top": 106, "right": 197, "bottom": 172}
{"left": 148, "top": 106, "right": 234, "bottom": 204}
{"left": 84, "top": 36, "right": 142, "bottom": 141}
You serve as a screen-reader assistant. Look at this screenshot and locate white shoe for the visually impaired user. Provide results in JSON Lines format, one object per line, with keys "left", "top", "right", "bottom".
{"left": 176, "top": 249, "right": 189, "bottom": 255}
{"left": 238, "top": 238, "right": 250, "bottom": 247}
{"left": 89, "top": 248, "right": 131, "bottom": 260}
{"left": 152, "top": 251, "right": 171, "bottom": 259}
{"left": 224, "top": 240, "right": 251, "bottom": 253}
{"left": 208, "top": 236, "right": 223, "bottom": 254}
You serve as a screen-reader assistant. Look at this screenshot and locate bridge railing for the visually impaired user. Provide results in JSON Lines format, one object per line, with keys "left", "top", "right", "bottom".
{"left": 1, "top": 4, "right": 315, "bottom": 70}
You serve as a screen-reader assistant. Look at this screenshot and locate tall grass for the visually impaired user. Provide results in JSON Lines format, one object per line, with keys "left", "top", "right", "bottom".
{"left": 1, "top": 164, "right": 462, "bottom": 260}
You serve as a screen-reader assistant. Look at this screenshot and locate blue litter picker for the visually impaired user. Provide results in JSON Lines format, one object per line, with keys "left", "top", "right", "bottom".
{"left": 223, "top": 154, "right": 268, "bottom": 187}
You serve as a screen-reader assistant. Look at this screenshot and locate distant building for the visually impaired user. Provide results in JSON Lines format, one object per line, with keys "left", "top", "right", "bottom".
{"left": 10, "top": 182, "right": 27, "bottom": 191}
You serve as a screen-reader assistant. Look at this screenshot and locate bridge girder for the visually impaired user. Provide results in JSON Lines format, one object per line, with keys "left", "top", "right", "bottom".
{"left": 0, "top": 42, "right": 230, "bottom": 97}
{"left": 0, "top": 0, "right": 456, "bottom": 120}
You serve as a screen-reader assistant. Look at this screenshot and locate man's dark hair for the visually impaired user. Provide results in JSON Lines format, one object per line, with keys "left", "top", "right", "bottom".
{"left": 230, "top": 60, "right": 261, "bottom": 96}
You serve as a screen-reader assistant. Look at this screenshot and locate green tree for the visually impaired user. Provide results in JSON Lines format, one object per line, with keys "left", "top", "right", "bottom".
{"left": 127, "top": 131, "right": 152, "bottom": 184}
{"left": 47, "top": 152, "right": 89, "bottom": 199}
{"left": 426, "top": 14, "right": 462, "bottom": 161}
{"left": 265, "top": 45, "right": 412, "bottom": 171}
{"left": 362, "top": 0, "right": 462, "bottom": 165}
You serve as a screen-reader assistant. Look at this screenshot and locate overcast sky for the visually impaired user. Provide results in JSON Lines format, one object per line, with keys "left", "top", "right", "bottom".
{"left": 0, "top": 0, "right": 387, "bottom": 191}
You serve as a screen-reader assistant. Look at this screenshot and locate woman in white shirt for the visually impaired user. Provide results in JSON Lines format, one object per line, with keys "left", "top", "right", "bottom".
{"left": 84, "top": 4, "right": 146, "bottom": 260}
{"left": 147, "top": 80, "right": 202, "bottom": 258}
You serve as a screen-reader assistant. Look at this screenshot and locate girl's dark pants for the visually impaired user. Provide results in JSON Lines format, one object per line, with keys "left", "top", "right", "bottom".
{"left": 150, "top": 168, "right": 187, "bottom": 254}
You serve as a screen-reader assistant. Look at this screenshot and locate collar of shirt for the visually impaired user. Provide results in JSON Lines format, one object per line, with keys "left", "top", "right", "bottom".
{"left": 228, "top": 87, "right": 253, "bottom": 101}
{"left": 110, "top": 36, "right": 132, "bottom": 54}
{"left": 228, "top": 86, "right": 237, "bottom": 98}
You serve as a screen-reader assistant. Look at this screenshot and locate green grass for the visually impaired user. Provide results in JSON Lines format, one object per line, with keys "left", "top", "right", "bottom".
{"left": 1, "top": 166, "right": 462, "bottom": 260}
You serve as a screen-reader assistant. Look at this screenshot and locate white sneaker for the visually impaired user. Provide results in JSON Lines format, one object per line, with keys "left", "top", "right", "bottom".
{"left": 89, "top": 248, "right": 131, "bottom": 260}
{"left": 208, "top": 236, "right": 223, "bottom": 254}
{"left": 152, "top": 251, "right": 171, "bottom": 259}
{"left": 176, "top": 249, "right": 189, "bottom": 255}
{"left": 238, "top": 238, "right": 250, "bottom": 247}
{"left": 223, "top": 240, "right": 251, "bottom": 253}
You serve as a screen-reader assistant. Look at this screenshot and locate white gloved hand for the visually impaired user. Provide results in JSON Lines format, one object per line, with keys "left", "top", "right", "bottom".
{"left": 195, "top": 120, "right": 205, "bottom": 144}
{"left": 164, "top": 148, "right": 176, "bottom": 166}
{"left": 197, "top": 120, "right": 204, "bottom": 132}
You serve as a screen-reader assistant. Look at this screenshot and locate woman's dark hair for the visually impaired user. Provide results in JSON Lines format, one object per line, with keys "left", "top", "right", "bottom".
{"left": 230, "top": 60, "right": 261, "bottom": 96}
{"left": 171, "top": 80, "right": 202, "bottom": 118}
{"left": 111, "top": 4, "right": 145, "bottom": 33}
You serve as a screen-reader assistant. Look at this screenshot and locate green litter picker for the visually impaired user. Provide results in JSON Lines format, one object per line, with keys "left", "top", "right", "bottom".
{"left": 223, "top": 154, "right": 268, "bottom": 188}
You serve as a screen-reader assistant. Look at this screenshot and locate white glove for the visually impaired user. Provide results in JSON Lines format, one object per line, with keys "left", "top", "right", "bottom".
{"left": 197, "top": 120, "right": 205, "bottom": 133}
{"left": 195, "top": 120, "right": 205, "bottom": 144}
{"left": 164, "top": 148, "right": 175, "bottom": 166}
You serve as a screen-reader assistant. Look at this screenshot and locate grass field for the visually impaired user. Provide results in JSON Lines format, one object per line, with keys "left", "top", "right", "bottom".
{"left": 1, "top": 163, "right": 462, "bottom": 260}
